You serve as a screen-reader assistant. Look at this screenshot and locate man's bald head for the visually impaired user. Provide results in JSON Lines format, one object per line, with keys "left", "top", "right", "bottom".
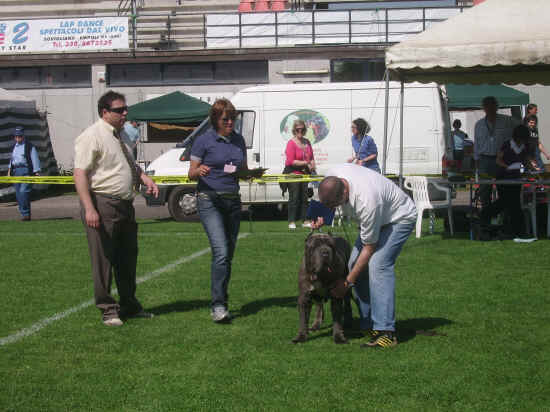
{"left": 319, "top": 176, "right": 347, "bottom": 209}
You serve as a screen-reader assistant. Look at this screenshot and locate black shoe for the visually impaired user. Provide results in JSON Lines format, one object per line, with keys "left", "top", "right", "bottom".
{"left": 360, "top": 330, "right": 397, "bottom": 348}
{"left": 126, "top": 310, "right": 154, "bottom": 319}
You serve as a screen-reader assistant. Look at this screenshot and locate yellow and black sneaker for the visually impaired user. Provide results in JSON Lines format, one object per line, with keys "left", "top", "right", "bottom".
{"left": 361, "top": 330, "right": 397, "bottom": 348}
{"left": 362, "top": 329, "right": 377, "bottom": 338}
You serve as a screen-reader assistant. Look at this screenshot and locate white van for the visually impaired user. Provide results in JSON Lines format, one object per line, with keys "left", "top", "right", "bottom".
{"left": 145, "top": 82, "right": 451, "bottom": 220}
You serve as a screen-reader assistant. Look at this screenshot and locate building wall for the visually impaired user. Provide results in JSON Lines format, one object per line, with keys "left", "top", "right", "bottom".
{"left": 15, "top": 58, "right": 332, "bottom": 168}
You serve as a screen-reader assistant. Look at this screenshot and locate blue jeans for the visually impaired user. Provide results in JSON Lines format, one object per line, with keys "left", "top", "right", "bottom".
{"left": 348, "top": 222, "right": 414, "bottom": 331}
{"left": 13, "top": 167, "right": 32, "bottom": 217}
{"left": 535, "top": 147, "right": 545, "bottom": 170}
{"left": 197, "top": 192, "right": 241, "bottom": 310}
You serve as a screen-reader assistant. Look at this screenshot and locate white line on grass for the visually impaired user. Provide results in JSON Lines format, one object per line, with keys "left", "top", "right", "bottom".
{"left": 0, "top": 233, "right": 250, "bottom": 347}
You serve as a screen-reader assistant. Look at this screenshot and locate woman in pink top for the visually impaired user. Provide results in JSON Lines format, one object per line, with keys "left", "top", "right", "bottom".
{"left": 285, "top": 120, "right": 316, "bottom": 230}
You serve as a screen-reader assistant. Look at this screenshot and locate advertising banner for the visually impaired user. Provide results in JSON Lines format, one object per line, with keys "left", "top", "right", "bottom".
{"left": 0, "top": 17, "right": 128, "bottom": 54}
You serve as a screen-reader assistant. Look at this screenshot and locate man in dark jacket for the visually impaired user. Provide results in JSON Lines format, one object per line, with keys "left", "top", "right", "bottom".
{"left": 8, "top": 126, "right": 40, "bottom": 221}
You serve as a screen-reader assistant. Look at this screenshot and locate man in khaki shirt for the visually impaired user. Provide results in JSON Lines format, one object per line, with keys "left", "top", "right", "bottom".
{"left": 74, "top": 90, "right": 158, "bottom": 327}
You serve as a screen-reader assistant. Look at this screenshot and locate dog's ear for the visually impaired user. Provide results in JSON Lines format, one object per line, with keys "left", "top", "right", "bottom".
{"left": 305, "top": 232, "right": 314, "bottom": 242}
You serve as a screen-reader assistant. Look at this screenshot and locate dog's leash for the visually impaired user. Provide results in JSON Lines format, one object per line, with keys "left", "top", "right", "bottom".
{"left": 309, "top": 208, "right": 354, "bottom": 246}
{"left": 333, "top": 207, "right": 354, "bottom": 246}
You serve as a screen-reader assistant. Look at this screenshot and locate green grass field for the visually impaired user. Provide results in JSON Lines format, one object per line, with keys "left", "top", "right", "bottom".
{"left": 1, "top": 217, "right": 549, "bottom": 411}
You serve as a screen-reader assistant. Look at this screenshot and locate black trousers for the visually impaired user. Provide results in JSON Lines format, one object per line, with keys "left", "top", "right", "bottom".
{"left": 81, "top": 194, "right": 142, "bottom": 320}
{"left": 481, "top": 185, "right": 523, "bottom": 236}
{"left": 287, "top": 182, "right": 308, "bottom": 222}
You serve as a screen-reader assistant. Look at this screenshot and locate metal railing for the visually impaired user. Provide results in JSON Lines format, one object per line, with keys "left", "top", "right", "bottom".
{"left": 131, "top": 6, "right": 467, "bottom": 51}
{"left": 0, "top": 6, "right": 468, "bottom": 53}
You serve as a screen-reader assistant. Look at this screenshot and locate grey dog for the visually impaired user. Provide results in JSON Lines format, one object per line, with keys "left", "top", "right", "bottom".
{"left": 292, "top": 232, "right": 352, "bottom": 344}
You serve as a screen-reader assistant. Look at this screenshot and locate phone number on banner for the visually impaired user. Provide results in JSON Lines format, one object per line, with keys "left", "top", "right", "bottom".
{"left": 50, "top": 39, "right": 113, "bottom": 49}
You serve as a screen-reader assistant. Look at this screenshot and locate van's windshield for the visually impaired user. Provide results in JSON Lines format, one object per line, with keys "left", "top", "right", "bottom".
{"left": 180, "top": 111, "right": 254, "bottom": 149}
{"left": 178, "top": 111, "right": 255, "bottom": 161}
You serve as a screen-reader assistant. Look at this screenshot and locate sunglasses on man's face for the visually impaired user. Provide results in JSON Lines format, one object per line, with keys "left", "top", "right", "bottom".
{"left": 221, "top": 116, "right": 236, "bottom": 123}
{"left": 108, "top": 106, "right": 128, "bottom": 114}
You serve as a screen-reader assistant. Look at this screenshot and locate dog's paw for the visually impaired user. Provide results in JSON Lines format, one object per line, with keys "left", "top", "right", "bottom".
{"left": 333, "top": 333, "right": 348, "bottom": 344}
{"left": 291, "top": 334, "right": 307, "bottom": 344}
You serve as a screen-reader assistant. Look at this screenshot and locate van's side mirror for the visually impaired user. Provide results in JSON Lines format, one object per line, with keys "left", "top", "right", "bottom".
{"left": 254, "top": 153, "right": 260, "bottom": 163}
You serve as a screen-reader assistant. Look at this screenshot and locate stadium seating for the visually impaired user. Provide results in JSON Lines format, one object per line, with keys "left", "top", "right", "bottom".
{"left": 254, "top": 1, "right": 270, "bottom": 12}
{"left": 238, "top": 0, "right": 254, "bottom": 12}
{"left": 271, "top": 1, "right": 288, "bottom": 11}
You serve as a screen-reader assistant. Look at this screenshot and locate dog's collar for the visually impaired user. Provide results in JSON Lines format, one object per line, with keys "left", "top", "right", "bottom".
{"left": 308, "top": 265, "right": 333, "bottom": 282}
{"left": 308, "top": 274, "right": 340, "bottom": 297}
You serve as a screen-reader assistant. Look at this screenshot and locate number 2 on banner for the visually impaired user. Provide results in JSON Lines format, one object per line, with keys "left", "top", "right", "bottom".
{"left": 13, "top": 22, "right": 29, "bottom": 44}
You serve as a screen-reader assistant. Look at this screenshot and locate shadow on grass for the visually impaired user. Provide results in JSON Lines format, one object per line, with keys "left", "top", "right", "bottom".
{"left": 148, "top": 299, "right": 210, "bottom": 315}
{"left": 139, "top": 217, "right": 176, "bottom": 224}
{"left": 396, "top": 317, "right": 453, "bottom": 343}
{"left": 291, "top": 316, "right": 453, "bottom": 344}
{"left": 235, "top": 295, "right": 297, "bottom": 319}
{"left": 441, "top": 231, "right": 471, "bottom": 240}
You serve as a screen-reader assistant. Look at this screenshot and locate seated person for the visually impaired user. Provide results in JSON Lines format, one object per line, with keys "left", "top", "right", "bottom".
{"left": 481, "top": 125, "right": 539, "bottom": 237}
{"left": 306, "top": 199, "right": 335, "bottom": 226}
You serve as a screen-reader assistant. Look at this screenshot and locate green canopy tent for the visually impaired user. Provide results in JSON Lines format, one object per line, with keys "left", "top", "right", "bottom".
{"left": 445, "top": 84, "right": 529, "bottom": 110}
{"left": 127, "top": 91, "right": 211, "bottom": 124}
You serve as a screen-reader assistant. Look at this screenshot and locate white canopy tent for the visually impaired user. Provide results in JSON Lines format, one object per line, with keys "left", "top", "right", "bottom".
{"left": 382, "top": 0, "right": 550, "bottom": 180}
{"left": 386, "top": 0, "right": 550, "bottom": 85}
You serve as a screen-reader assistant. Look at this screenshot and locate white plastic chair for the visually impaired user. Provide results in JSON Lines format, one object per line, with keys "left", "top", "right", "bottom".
{"left": 404, "top": 176, "right": 454, "bottom": 238}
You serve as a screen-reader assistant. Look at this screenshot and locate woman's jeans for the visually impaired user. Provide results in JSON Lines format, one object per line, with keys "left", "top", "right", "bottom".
{"left": 348, "top": 222, "right": 414, "bottom": 332}
{"left": 287, "top": 182, "right": 308, "bottom": 222}
{"left": 198, "top": 192, "right": 241, "bottom": 310}
{"left": 13, "top": 166, "right": 32, "bottom": 217}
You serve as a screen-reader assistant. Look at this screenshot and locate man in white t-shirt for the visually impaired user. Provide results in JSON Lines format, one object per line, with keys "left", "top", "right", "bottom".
{"left": 312, "top": 164, "right": 417, "bottom": 348}
{"left": 474, "top": 96, "right": 517, "bottom": 208}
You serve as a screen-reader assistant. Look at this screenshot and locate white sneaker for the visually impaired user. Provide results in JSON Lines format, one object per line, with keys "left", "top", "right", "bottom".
{"left": 211, "top": 307, "right": 231, "bottom": 323}
{"left": 103, "top": 317, "right": 123, "bottom": 327}
{"left": 288, "top": 222, "right": 296, "bottom": 230}
{"left": 513, "top": 237, "right": 537, "bottom": 243}
{"left": 302, "top": 221, "right": 312, "bottom": 228}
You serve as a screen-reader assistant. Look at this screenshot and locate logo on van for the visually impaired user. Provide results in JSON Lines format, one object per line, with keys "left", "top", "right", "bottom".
{"left": 280, "top": 110, "right": 330, "bottom": 144}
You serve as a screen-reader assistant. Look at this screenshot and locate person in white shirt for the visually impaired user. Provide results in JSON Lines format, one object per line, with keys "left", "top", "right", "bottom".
{"left": 312, "top": 163, "right": 417, "bottom": 348}
{"left": 74, "top": 90, "right": 158, "bottom": 327}
{"left": 452, "top": 119, "right": 468, "bottom": 165}
{"left": 474, "top": 96, "right": 517, "bottom": 208}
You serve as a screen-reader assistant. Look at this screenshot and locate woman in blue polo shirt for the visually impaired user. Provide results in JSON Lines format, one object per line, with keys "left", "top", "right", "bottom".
{"left": 347, "top": 118, "right": 380, "bottom": 173}
{"left": 189, "top": 98, "right": 248, "bottom": 323}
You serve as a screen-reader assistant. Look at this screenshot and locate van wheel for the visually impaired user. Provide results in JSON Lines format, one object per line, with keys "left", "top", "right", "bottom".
{"left": 168, "top": 187, "right": 197, "bottom": 222}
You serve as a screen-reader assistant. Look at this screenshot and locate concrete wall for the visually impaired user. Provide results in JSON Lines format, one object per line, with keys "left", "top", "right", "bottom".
{"left": 269, "top": 59, "right": 330, "bottom": 84}
{"left": 19, "top": 58, "right": 331, "bottom": 169}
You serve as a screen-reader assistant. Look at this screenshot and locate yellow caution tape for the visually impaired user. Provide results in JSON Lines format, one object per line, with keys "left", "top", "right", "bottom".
{"left": 0, "top": 174, "right": 324, "bottom": 185}
{"left": 0, "top": 176, "right": 75, "bottom": 185}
